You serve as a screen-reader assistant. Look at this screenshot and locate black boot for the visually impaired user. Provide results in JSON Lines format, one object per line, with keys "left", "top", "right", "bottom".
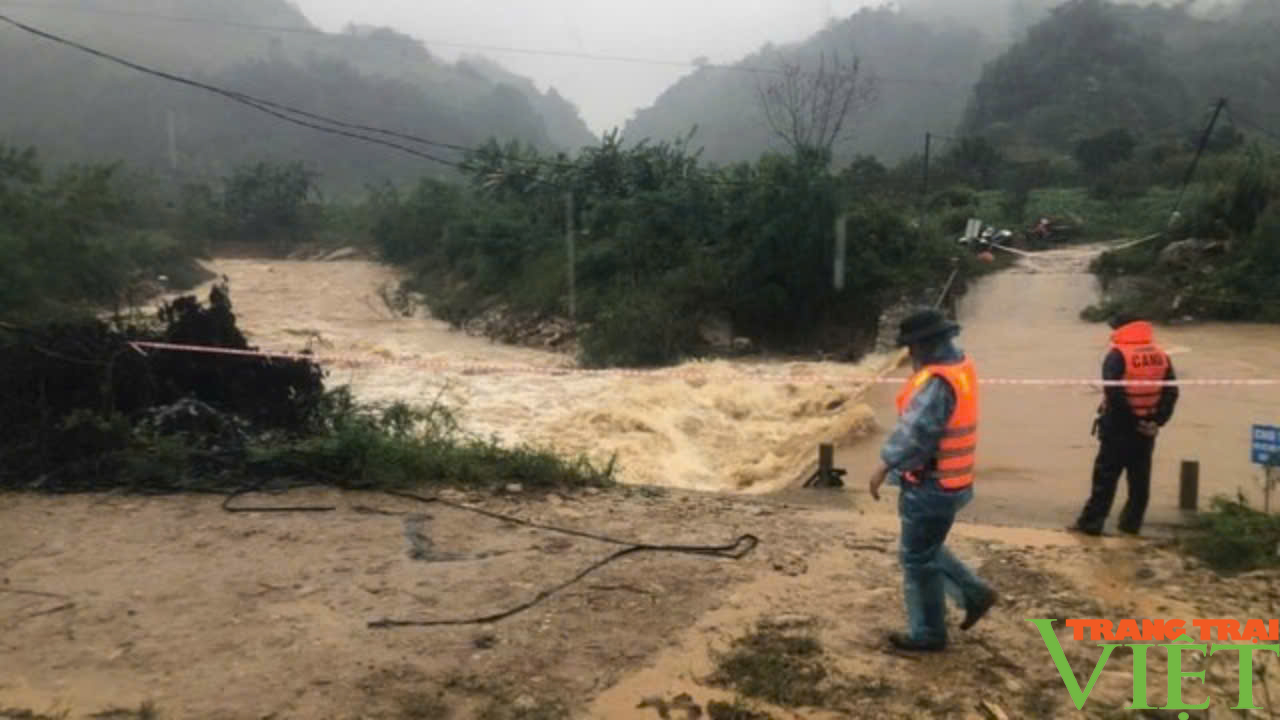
{"left": 889, "top": 632, "right": 945, "bottom": 652}
{"left": 961, "top": 589, "right": 998, "bottom": 631}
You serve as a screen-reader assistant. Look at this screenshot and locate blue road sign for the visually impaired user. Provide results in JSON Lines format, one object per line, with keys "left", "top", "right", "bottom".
{"left": 1253, "top": 425, "right": 1280, "bottom": 466}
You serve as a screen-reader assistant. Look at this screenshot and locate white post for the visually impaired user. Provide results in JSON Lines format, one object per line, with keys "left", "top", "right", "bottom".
{"left": 566, "top": 191, "right": 576, "bottom": 324}
{"left": 834, "top": 212, "right": 849, "bottom": 291}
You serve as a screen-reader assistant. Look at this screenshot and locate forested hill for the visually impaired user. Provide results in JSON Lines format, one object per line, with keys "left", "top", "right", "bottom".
{"left": 620, "top": 0, "right": 1269, "bottom": 169}
{"left": 961, "top": 0, "right": 1280, "bottom": 155}
{"left": 0, "top": 0, "right": 596, "bottom": 193}
{"left": 622, "top": 7, "right": 999, "bottom": 167}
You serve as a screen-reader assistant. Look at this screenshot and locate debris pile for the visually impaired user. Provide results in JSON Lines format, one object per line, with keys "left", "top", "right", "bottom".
{"left": 0, "top": 283, "right": 326, "bottom": 490}
{"left": 461, "top": 304, "right": 578, "bottom": 351}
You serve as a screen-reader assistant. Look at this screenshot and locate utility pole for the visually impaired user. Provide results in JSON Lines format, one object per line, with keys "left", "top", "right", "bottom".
{"left": 1174, "top": 98, "right": 1228, "bottom": 215}
{"left": 834, "top": 212, "right": 850, "bottom": 291}
{"left": 922, "top": 132, "right": 932, "bottom": 200}
{"left": 166, "top": 109, "right": 178, "bottom": 172}
{"left": 566, "top": 191, "right": 576, "bottom": 324}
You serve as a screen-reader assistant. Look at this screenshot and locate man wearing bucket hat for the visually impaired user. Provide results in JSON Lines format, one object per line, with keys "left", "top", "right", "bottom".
{"left": 868, "top": 308, "right": 998, "bottom": 652}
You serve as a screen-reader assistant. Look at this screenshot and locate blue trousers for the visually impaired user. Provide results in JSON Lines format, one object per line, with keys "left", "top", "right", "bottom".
{"left": 897, "top": 478, "right": 993, "bottom": 645}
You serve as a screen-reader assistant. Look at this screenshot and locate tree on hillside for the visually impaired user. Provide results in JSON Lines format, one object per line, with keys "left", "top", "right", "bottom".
{"left": 944, "top": 137, "right": 1004, "bottom": 188}
{"left": 1074, "top": 128, "right": 1137, "bottom": 174}
{"left": 961, "top": 0, "right": 1191, "bottom": 150}
{"left": 754, "top": 50, "right": 878, "bottom": 159}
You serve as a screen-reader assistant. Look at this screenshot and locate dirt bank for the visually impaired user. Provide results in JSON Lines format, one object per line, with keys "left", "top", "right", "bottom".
{"left": 2, "top": 488, "right": 1273, "bottom": 719}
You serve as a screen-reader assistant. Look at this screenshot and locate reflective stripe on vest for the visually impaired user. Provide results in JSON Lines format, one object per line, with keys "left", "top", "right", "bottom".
{"left": 1113, "top": 343, "right": 1168, "bottom": 418}
{"left": 894, "top": 356, "right": 979, "bottom": 491}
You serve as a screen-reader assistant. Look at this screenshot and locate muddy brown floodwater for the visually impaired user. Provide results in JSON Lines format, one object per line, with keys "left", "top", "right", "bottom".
{"left": 145, "top": 251, "right": 1280, "bottom": 521}
{"left": 836, "top": 242, "right": 1280, "bottom": 532}
{"left": 157, "top": 258, "right": 887, "bottom": 494}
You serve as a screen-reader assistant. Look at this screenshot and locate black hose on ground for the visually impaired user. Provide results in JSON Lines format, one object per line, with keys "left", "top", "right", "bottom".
{"left": 219, "top": 484, "right": 760, "bottom": 629}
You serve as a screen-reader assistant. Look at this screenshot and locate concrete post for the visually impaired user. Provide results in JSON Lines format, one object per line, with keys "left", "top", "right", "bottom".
{"left": 1179, "top": 460, "right": 1199, "bottom": 511}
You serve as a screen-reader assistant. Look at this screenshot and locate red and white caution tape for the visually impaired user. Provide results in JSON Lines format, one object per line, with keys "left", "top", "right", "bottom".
{"left": 128, "top": 341, "right": 1279, "bottom": 387}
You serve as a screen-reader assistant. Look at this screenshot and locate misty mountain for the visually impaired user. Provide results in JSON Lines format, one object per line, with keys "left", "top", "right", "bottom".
{"left": 961, "top": 0, "right": 1280, "bottom": 152}
{"left": 622, "top": 7, "right": 998, "bottom": 167}
{"left": 454, "top": 55, "right": 597, "bottom": 152}
{"left": 0, "top": 0, "right": 595, "bottom": 192}
{"left": 623, "top": 0, "right": 1274, "bottom": 170}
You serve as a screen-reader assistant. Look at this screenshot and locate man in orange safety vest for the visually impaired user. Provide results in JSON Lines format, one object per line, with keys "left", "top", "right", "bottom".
{"left": 869, "top": 308, "right": 998, "bottom": 652}
{"left": 1070, "top": 313, "right": 1179, "bottom": 536}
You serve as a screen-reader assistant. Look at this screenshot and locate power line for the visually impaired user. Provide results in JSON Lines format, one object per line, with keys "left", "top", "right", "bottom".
{"left": 0, "top": 7, "right": 475, "bottom": 154}
{"left": 0, "top": 13, "right": 793, "bottom": 188}
{"left": 0, "top": 0, "right": 944, "bottom": 87}
{"left": 1229, "top": 109, "right": 1280, "bottom": 145}
{"left": 0, "top": 12, "right": 466, "bottom": 168}
{"left": 0, "top": 0, "right": 328, "bottom": 36}
{"left": 0, "top": 11, "right": 970, "bottom": 196}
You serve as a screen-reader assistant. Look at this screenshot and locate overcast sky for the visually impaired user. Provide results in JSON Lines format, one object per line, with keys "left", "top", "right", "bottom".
{"left": 294, "top": 0, "right": 877, "bottom": 136}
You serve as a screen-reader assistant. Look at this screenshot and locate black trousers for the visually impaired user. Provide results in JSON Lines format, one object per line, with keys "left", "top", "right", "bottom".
{"left": 1077, "top": 426, "right": 1156, "bottom": 534}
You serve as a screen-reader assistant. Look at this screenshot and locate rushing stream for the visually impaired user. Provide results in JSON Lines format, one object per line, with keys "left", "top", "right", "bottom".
{"left": 181, "top": 249, "right": 1280, "bottom": 520}
{"left": 182, "top": 257, "right": 888, "bottom": 494}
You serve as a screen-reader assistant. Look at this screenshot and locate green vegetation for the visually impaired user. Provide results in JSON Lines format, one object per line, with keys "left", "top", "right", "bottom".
{"left": 8, "top": 0, "right": 1280, "bottom": 504}
{"left": 1085, "top": 143, "right": 1280, "bottom": 322}
{"left": 1180, "top": 494, "right": 1280, "bottom": 574}
{"left": 709, "top": 627, "right": 833, "bottom": 707}
{"left": 947, "top": 0, "right": 1280, "bottom": 325}
{"left": 371, "top": 133, "right": 989, "bottom": 367}
{"left": 175, "top": 159, "right": 373, "bottom": 254}
{"left": 0, "top": 144, "right": 214, "bottom": 320}
{"left": 624, "top": 7, "right": 997, "bottom": 167}
{"left": 707, "top": 623, "right": 895, "bottom": 712}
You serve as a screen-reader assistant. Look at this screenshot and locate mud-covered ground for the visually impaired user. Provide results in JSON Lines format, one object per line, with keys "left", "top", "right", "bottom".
{"left": 3, "top": 486, "right": 1275, "bottom": 719}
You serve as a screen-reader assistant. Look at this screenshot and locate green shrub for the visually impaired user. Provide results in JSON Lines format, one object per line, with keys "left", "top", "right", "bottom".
{"left": 0, "top": 144, "right": 208, "bottom": 321}
{"left": 1075, "top": 129, "right": 1138, "bottom": 175}
{"left": 221, "top": 160, "right": 321, "bottom": 251}
{"left": 370, "top": 137, "right": 977, "bottom": 367}
{"left": 1181, "top": 495, "right": 1280, "bottom": 574}
{"left": 579, "top": 289, "right": 699, "bottom": 368}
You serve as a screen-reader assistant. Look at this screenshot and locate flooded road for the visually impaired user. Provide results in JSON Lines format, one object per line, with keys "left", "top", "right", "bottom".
{"left": 836, "top": 242, "right": 1280, "bottom": 530}
{"left": 181, "top": 258, "right": 885, "bottom": 494}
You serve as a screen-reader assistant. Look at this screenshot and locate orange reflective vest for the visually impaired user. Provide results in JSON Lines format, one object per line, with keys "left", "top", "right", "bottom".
{"left": 1109, "top": 321, "right": 1169, "bottom": 419}
{"left": 894, "top": 356, "right": 979, "bottom": 491}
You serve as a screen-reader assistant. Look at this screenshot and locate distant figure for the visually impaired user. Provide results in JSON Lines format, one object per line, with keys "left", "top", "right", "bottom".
{"left": 1070, "top": 313, "right": 1179, "bottom": 536}
{"left": 869, "top": 308, "right": 998, "bottom": 652}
